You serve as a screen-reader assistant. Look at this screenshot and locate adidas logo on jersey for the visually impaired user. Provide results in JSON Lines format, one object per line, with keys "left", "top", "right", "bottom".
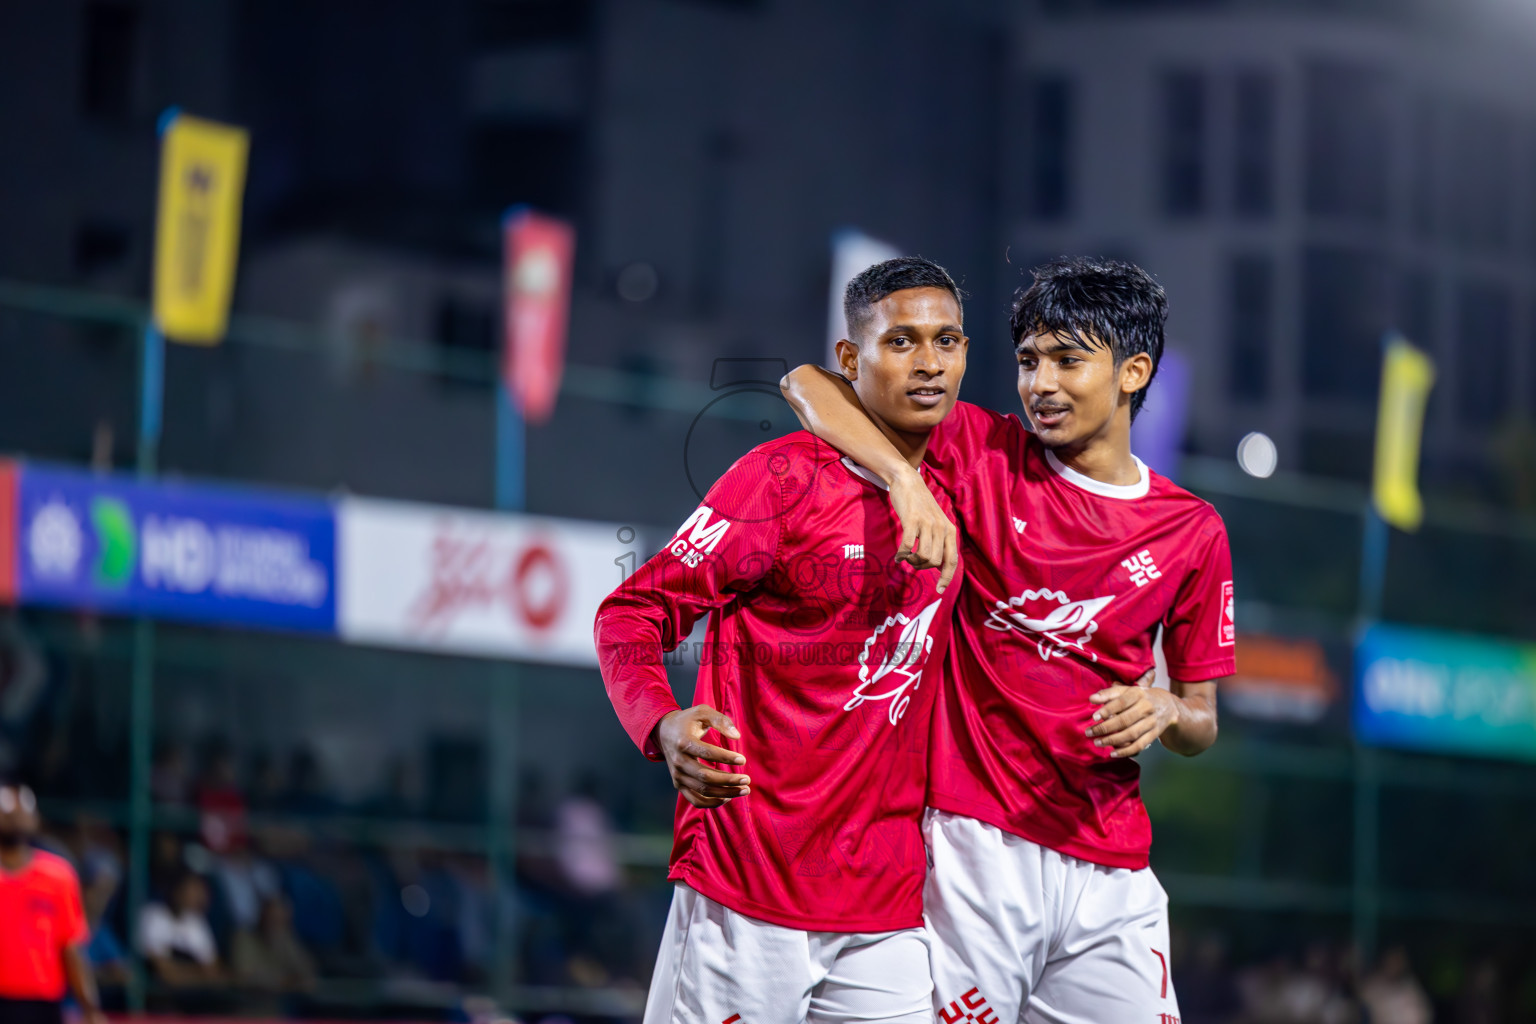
{"left": 1012, "top": 517, "right": 1027, "bottom": 534}
{"left": 843, "top": 544, "right": 865, "bottom": 560}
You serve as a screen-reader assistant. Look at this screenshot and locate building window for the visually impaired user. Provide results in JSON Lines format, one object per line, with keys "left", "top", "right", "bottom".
{"left": 81, "top": 1, "right": 140, "bottom": 120}
{"left": 1457, "top": 282, "right": 1512, "bottom": 427}
{"left": 1410, "top": 96, "right": 1440, "bottom": 240}
{"left": 1227, "top": 254, "right": 1272, "bottom": 400}
{"left": 1028, "top": 76, "right": 1073, "bottom": 221}
{"left": 1232, "top": 72, "right": 1275, "bottom": 218}
{"left": 1160, "top": 71, "right": 1206, "bottom": 216}
{"left": 1445, "top": 100, "right": 1514, "bottom": 251}
{"left": 1303, "top": 62, "right": 1391, "bottom": 223}
{"left": 1397, "top": 268, "right": 1436, "bottom": 352}
{"left": 1301, "top": 246, "right": 1391, "bottom": 401}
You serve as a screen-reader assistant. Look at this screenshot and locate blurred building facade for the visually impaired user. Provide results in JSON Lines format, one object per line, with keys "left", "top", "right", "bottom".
{"left": 1013, "top": 0, "right": 1536, "bottom": 503}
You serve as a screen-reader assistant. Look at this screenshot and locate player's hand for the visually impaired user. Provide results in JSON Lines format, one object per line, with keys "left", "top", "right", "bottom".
{"left": 655, "top": 705, "right": 751, "bottom": 808}
{"left": 889, "top": 466, "right": 959, "bottom": 594}
{"left": 1085, "top": 668, "right": 1177, "bottom": 758}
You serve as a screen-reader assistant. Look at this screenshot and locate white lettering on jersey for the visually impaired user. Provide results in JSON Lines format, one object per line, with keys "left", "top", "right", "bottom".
{"left": 845, "top": 598, "right": 942, "bottom": 725}
{"left": 1121, "top": 548, "right": 1162, "bottom": 587}
{"left": 669, "top": 505, "right": 731, "bottom": 568}
{"left": 985, "top": 589, "right": 1115, "bottom": 662}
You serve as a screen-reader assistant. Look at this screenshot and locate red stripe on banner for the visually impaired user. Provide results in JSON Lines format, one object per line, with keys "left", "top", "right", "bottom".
{"left": 0, "top": 459, "right": 16, "bottom": 603}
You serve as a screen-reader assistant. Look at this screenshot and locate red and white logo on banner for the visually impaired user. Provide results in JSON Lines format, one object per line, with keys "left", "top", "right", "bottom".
{"left": 503, "top": 209, "right": 576, "bottom": 425}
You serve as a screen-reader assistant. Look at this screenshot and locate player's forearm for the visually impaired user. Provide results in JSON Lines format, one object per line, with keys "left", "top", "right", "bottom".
{"left": 780, "top": 365, "right": 917, "bottom": 487}
{"left": 595, "top": 610, "right": 683, "bottom": 758}
{"left": 63, "top": 945, "right": 102, "bottom": 1013}
{"left": 1160, "top": 687, "right": 1217, "bottom": 756}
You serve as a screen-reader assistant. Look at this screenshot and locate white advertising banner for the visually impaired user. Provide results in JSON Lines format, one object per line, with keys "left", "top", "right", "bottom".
{"left": 338, "top": 497, "right": 626, "bottom": 666}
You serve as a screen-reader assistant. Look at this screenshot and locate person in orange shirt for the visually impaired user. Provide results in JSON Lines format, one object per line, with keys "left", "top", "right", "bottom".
{"left": 0, "top": 777, "right": 107, "bottom": 1024}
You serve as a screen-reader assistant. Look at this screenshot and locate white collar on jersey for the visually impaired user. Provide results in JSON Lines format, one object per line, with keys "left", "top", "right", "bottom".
{"left": 1043, "top": 447, "right": 1150, "bottom": 500}
{"left": 841, "top": 457, "right": 892, "bottom": 491}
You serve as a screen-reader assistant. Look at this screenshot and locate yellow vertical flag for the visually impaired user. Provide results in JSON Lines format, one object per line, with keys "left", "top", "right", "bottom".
{"left": 152, "top": 113, "right": 249, "bottom": 344}
{"left": 1372, "top": 337, "right": 1436, "bottom": 531}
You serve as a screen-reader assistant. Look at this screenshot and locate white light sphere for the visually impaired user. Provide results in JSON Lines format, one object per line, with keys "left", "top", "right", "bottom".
{"left": 1237, "top": 432, "right": 1278, "bottom": 478}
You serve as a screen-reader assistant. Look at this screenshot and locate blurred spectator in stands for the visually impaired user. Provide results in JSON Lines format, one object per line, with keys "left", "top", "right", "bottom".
{"left": 0, "top": 615, "right": 50, "bottom": 778}
{"left": 231, "top": 895, "right": 316, "bottom": 998}
{"left": 149, "top": 741, "right": 192, "bottom": 807}
{"left": 247, "top": 750, "right": 286, "bottom": 814}
{"left": 195, "top": 740, "right": 247, "bottom": 853}
{"left": 137, "top": 871, "right": 224, "bottom": 988}
{"left": 365, "top": 756, "right": 422, "bottom": 820}
{"left": 281, "top": 747, "right": 335, "bottom": 816}
{"left": 1271, "top": 942, "right": 1357, "bottom": 1024}
{"left": 0, "top": 776, "right": 109, "bottom": 1024}
{"left": 148, "top": 832, "right": 185, "bottom": 901}
{"left": 76, "top": 829, "right": 129, "bottom": 998}
{"left": 1454, "top": 958, "right": 1501, "bottom": 1024}
{"left": 213, "top": 837, "right": 279, "bottom": 934}
{"left": 70, "top": 818, "right": 121, "bottom": 898}
{"left": 1359, "top": 946, "right": 1431, "bottom": 1024}
{"left": 552, "top": 776, "right": 642, "bottom": 989}
{"left": 1178, "top": 932, "right": 1241, "bottom": 1023}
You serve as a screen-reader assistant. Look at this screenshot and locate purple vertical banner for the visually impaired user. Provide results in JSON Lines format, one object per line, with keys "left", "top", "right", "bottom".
{"left": 1131, "top": 350, "right": 1190, "bottom": 482}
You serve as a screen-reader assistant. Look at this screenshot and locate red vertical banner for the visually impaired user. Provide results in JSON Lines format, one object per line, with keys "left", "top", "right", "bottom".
{"left": 0, "top": 459, "right": 16, "bottom": 603}
{"left": 503, "top": 209, "right": 576, "bottom": 425}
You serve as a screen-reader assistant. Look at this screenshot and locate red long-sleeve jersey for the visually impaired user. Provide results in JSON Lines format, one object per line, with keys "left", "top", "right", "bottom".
{"left": 595, "top": 432, "right": 960, "bottom": 931}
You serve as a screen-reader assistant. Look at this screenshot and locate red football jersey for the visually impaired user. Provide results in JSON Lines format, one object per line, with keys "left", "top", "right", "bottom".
{"left": 923, "top": 402, "right": 1235, "bottom": 869}
{"left": 0, "top": 849, "right": 89, "bottom": 999}
{"left": 595, "top": 432, "right": 960, "bottom": 931}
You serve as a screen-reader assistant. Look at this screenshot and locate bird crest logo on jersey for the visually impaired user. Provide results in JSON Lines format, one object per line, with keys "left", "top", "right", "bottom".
{"left": 669, "top": 505, "right": 731, "bottom": 568}
{"left": 984, "top": 589, "right": 1115, "bottom": 662}
{"left": 845, "top": 598, "right": 942, "bottom": 725}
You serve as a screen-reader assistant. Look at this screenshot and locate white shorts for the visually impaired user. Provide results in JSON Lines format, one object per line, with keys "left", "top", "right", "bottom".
{"left": 923, "top": 810, "right": 1180, "bottom": 1024}
{"left": 644, "top": 882, "right": 934, "bottom": 1024}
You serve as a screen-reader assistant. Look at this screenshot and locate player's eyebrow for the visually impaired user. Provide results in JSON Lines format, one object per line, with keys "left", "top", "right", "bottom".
{"left": 1020, "top": 335, "right": 1093, "bottom": 354}
{"left": 882, "top": 324, "right": 965, "bottom": 336}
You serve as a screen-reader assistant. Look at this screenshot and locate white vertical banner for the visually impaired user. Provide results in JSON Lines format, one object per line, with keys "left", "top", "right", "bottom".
{"left": 826, "top": 229, "right": 901, "bottom": 369}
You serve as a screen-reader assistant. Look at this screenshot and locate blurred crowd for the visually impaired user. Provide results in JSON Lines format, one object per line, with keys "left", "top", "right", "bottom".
{"left": 1177, "top": 931, "right": 1516, "bottom": 1024}
{"left": 16, "top": 738, "right": 1536, "bottom": 1023}
{"left": 28, "top": 736, "right": 664, "bottom": 1020}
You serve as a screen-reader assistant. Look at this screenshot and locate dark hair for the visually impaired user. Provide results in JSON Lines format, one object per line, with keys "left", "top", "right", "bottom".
{"left": 1011, "top": 256, "right": 1167, "bottom": 418}
{"left": 843, "top": 256, "right": 963, "bottom": 342}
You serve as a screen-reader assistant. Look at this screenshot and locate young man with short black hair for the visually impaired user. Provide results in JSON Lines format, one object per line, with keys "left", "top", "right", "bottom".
{"left": 597, "top": 257, "right": 967, "bottom": 1023}
{"left": 784, "top": 256, "right": 1234, "bottom": 1023}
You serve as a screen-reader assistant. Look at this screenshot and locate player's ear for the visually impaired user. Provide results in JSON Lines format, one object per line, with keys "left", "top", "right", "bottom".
{"left": 1118, "top": 352, "right": 1154, "bottom": 396}
{"left": 835, "top": 338, "right": 861, "bottom": 381}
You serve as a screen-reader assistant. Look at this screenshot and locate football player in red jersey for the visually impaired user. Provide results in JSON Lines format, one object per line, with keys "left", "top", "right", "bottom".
{"left": 596, "top": 258, "right": 969, "bottom": 1024}
{"left": 782, "top": 257, "right": 1234, "bottom": 1023}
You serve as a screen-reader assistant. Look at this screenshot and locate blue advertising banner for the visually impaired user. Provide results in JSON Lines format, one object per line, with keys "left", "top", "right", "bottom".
{"left": 16, "top": 465, "right": 336, "bottom": 633}
{"left": 1355, "top": 623, "right": 1536, "bottom": 763}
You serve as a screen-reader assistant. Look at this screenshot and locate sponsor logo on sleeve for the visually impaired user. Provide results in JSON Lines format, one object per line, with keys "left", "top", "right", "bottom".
{"left": 669, "top": 505, "right": 731, "bottom": 568}
{"left": 1219, "top": 580, "right": 1235, "bottom": 647}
